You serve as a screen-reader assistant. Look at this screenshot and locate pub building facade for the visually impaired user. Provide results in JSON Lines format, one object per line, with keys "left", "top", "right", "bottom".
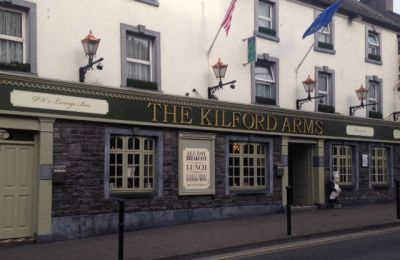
{"left": 0, "top": 0, "right": 400, "bottom": 241}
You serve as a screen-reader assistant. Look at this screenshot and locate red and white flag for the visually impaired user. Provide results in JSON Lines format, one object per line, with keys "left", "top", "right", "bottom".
{"left": 222, "top": 0, "right": 237, "bottom": 36}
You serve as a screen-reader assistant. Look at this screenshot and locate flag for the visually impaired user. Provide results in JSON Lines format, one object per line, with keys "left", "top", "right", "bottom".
{"left": 247, "top": 36, "right": 256, "bottom": 64}
{"left": 222, "top": 0, "right": 237, "bottom": 36}
{"left": 302, "top": 0, "right": 343, "bottom": 39}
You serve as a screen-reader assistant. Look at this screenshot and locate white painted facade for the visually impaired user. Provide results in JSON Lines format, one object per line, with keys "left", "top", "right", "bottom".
{"left": 4, "top": 0, "right": 400, "bottom": 118}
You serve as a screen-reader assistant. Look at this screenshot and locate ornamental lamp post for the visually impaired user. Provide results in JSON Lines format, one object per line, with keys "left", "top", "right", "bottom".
{"left": 302, "top": 75, "right": 316, "bottom": 99}
{"left": 79, "top": 30, "right": 104, "bottom": 83}
{"left": 208, "top": 58, "right": 236, "bottom": 99}
{"left": 355, "top": 84, "right": 368, "bottom": 106}
{"left": 296, "top": 75, "right": 325, "bottom": 110}
{"left": 349, "top": 85, "right": 377, "bottom": 116}
{"left": 212, "top": 58, "right": 228, "bottom": 82}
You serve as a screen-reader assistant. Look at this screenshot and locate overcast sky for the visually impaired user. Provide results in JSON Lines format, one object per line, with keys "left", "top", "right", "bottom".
{"left": 395, "top": 0, "right": 400, "bottom": 13}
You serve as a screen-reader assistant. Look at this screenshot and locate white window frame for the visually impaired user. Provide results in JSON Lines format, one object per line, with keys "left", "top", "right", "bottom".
{"left": 315, "top": 66, "right": 335, "bottom": 111}
{"left": 317, "top": 72, "right": 329, "bottom": 105}
{"left": 365, "top": 27, "right": 382, "bottom": 65}
{"left": 367, "top": 32, "right": 380, "bottom": 56}
{"left": 255, "top": 63, "right": 275, "bottom": 99}
{"left": 0, "top": 6, "right": 27, "bottom": 63}
{"left": 258, "top": 2, "right": 273, "bottom": 30}
{"left": 332, "top": 145, "right": 353, "bottom": 185}
{"left": 126, "top": 34, "right": 153, "bottom": 82}
{"left": 367, "top": 81, "right": 377, "bottom": 112}
{"left": 256, "top": 0, "right": 279, "bottom": 42}
{"left": 370, "top": 147, "right": 388, "bottom": 185}
{"left": 365, "top": 75, "right": 382, "bottom": 116}
{"left": 314, "top": 10, "right": 335, "bottom": 54}
{"left": 253, "top": 55, "right": 279, "bottom": 105}
{"left": 318, "top": 24, "right": 331, "bottom": 44}
{"left": 104, "top": 128, "right": 163, "bottom": 198}
{"left": 228, "top": 142, "right": 267, "bottom": 191}
{"left": 109, "top": 136, "right": 156, "bottom": 193}
{"left": 120, "top": 24, "right": 161, "bottom": 90}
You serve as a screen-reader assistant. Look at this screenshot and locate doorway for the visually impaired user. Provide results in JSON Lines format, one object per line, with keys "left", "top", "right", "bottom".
{"left": 0, "top": 143, "right": 35, "bottom": 239}
{"left": 288, "top": 143, "right": 313, "bottom": 206}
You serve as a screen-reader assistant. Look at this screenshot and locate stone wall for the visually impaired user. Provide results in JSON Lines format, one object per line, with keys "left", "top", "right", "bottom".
{"left": 52, "top": 120, "right": 283, "bottom": 220}
{"left": 324, "top": 140, "right": 400, "bottom": 204}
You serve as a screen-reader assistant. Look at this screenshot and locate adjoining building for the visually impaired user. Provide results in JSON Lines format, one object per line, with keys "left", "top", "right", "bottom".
{"left": 0, "top": 0, "right": 399, "bottom": 241}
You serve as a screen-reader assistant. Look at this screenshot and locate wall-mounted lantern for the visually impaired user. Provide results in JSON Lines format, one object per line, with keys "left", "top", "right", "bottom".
{"left": 296, "top": 75, "right": 326, "bottom": 110}
{"left": 208, "top": 58, "right": 236, "bottom": 99}
{"left": 349, "top": 85, "right": 377, "bottom": 116}
{"left": 79, "top": 31, "right": 104, "bottom": 83}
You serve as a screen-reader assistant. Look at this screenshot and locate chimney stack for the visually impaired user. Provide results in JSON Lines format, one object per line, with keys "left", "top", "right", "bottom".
{"left": 361, "top": 0, "right": 393, "bottom": 12}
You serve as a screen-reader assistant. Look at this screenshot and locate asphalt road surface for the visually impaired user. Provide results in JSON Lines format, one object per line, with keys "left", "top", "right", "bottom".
{"left": 208, "top": 227, "right": 400, "bottom": 260}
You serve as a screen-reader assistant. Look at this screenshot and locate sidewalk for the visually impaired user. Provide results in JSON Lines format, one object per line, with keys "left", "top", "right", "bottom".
{"left": 0, "top": 203, "right": 399, "bottom": 260}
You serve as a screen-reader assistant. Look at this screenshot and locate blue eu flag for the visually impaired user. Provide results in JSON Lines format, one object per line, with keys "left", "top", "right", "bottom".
{"left": 302, "top": 0, "right": 344, "bottom": 39}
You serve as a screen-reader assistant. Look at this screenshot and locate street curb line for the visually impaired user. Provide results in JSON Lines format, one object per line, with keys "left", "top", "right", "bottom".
{"left": 157, "top": 221, "right": 400, "bottom": 260}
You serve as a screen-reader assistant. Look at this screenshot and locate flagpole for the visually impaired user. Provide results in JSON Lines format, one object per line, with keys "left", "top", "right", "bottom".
{"left": 295, "top": 30, "right": 324, "bottom": 73}
{"left": 207, "top": 25, "right": 223, "bottom": 57}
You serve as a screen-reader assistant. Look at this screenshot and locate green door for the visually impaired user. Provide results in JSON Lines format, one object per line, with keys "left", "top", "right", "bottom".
{"left": 0, "top": 144, "right": 34, "bottom": 239}
{"left": 289, "top": 144, "right": 312, "bottom": 206}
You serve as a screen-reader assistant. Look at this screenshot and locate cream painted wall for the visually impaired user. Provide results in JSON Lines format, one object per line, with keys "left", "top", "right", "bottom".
{"left": 258, "top": 0, "right": 399, "bottom": 117}
{"left": 30, "top": 0, "right": 253, "bottom": 103}
{"left": 24, "top": 0, "right": 399, "bottom": 117}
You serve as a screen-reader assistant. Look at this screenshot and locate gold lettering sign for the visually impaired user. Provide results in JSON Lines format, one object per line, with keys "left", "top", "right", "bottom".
{"left": 147, "top": 102, "right": 323, "bottom": 136}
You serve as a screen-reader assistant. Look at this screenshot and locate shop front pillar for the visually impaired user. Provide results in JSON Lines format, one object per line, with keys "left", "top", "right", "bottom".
{"left": 37, "top": 118, "right": 55, "bottom": 241}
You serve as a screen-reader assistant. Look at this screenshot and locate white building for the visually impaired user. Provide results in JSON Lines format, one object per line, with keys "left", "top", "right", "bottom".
{"left": 0, "top": 0, "right": 400, "bottom": 242}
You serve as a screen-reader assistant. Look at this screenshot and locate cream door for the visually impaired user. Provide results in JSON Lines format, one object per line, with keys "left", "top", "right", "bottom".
{"left": 0, "top": 144, "right": 34, "bottom": 239}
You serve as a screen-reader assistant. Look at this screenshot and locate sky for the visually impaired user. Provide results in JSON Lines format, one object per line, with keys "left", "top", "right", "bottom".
{"left": 395, "top": 0, "right": 400, "bottom": 14}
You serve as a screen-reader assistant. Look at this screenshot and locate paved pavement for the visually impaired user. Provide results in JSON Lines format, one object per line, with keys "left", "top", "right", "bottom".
{"left": 0, "top": 202, "right": 399, "bottom": 260}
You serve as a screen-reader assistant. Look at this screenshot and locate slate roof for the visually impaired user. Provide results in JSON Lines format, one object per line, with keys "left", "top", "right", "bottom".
{"left": 298, "top": 0, "right": 400, "bottom": 32}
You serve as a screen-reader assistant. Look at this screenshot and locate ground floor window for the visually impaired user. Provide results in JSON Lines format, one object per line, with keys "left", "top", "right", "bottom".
{"left": 371, "top": 147, "right": 388, "bottom": 185}
{"left": 109, "top": 136, "right": 155, "bottom": 192}
{"left": 332, "top": 145, "right": 353, "bottom": 185}
{"left": 228, "top": 142, "right": 266, "bottom": 190}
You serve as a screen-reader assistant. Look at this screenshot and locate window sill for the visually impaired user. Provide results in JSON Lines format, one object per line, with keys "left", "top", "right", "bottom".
{"left": 135, "top": 0, "right": 159, "bottom": 7}
{"left": 110, "top": 190, "right": 156, "bottom": 198}
{"left": 255, "top": 97, "right": 276, "bottom": 106}
{"left": 0, "top": 69, "right": 37, "bottom": 77}
{"left": 371, "top": 184, "right": 389, "bottom": 189}
{"left": 121, "top": 86, "right": 164, "bottom": 95}
{"left": 365, "top": 58, "right": 382, "bottom": 66}
{"left": 256, "top": 32, "right": 280, "bottom": 42}
{"left": 230, "top": 188, "right": 267, "bottom": 195}
{"left": 314, "top": 47, "right": 336, "bottom": 55}
{"left": 340, "top": 184, "right": 355, "bottom": 190}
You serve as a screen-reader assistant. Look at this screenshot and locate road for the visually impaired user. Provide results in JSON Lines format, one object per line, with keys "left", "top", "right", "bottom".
{"left": 206, "top": 227, "right": 400, "bottom": 260}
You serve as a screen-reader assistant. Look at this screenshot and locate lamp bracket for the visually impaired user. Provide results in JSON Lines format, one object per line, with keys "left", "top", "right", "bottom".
{"left": 349, "top": 102, "right": 378, "bottom": 116}
{"left": 208, "top": 80, "right": 236, "bottom": 99}
{"left": 79, "top": 57, "right": 104, "bottom": 83}
{"left": 296, "top": 94, "right": 326, "bottom": 110}
{"left": 393, "top": 111, "right": 400, "bottom": 121}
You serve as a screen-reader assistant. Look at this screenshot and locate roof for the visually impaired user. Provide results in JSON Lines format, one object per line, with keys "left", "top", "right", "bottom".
{"left": 298, "top": 0, "right": 400, "bottom": 32}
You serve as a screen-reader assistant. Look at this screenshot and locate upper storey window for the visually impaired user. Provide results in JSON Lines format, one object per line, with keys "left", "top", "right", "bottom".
{"left": 0, "top": 1, "right": 36, "bottom": 73}
{"left": 257, "top": 0, "right": 279, "bottom": 42}
{"left": 121, "top": 24, "right": 161, "bottom": 91}
{"left": 255, "top": 58, "right": 278, "bottom": 106}
{"left": 314, "top": 11, "right": 335, "bottom": 54}
{"left": 0, "top": 8, "right": 25, "bottom": 64}
{"left": 127, "top": 34, "right": 152, "bottom": 82}
{"left": 365, "top": 27, "right": 382, "bottom": 65}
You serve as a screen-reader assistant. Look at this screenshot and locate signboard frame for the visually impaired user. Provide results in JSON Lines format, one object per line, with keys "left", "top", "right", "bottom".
{"left": 178, "top": 132, "right": 215, "bottom": 196}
